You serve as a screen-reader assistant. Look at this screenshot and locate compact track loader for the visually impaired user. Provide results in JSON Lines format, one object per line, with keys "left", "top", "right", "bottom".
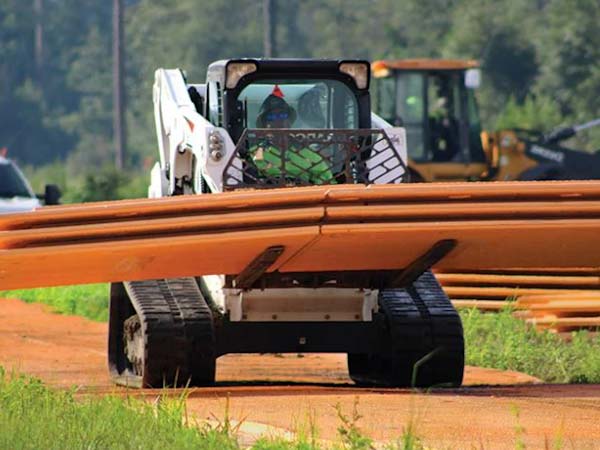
{"left": 108, "top": 59, "right": 464, "bottom": 388}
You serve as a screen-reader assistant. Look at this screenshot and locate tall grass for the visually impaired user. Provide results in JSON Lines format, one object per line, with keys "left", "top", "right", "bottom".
{"left": 0, "top": 284, "right": 109, "bottom": 322}
{"left": 461, "top": 307, "right": 600, "bottom": 383}
{"left": 0, "top": 368, "right": 238, "bottom": 450}
{"left": 0, "top": 368, "right": 432, "bottom": 450}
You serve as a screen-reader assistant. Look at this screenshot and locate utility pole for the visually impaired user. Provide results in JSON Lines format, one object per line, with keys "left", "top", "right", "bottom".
{"left": 263, "top": 0, "right": 277, "bottom": 57}
{"left": 34, "top": 0, "right": 44, "bottom": 83}
{"left": 112, "top": 0, "right": 125, "bottom": 170}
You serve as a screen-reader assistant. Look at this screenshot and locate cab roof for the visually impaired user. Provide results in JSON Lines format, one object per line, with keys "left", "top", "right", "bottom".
{"left": 372, "top": 59, "right": 479, "bottom": 76}
{"left": 207, "top": 58, "right": 370, "bottom": 89}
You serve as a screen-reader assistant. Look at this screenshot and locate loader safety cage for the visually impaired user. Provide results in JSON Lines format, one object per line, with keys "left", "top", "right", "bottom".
{"left": 222, "top": 128, "right": 408, "bottom": 190}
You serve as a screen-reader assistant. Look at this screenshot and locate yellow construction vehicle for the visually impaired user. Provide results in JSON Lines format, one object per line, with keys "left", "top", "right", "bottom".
{"left": 371, "top": 59, "right": 600, "bottom": 182}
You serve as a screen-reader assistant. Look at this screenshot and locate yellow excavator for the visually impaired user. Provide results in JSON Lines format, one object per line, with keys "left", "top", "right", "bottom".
{"left": 371, "top": 59, "right": 600, "bottom": 182}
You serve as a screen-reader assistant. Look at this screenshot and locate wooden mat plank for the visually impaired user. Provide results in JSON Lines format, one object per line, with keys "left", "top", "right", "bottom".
{"left": 325, "top": 202, "right": 600, "bottom": 222}
{"left": 280, "top": 220, "right": 600, "bottom": 272}
{"left": 0, "top": 227, "right": 320, "bottom": 290}
{"left": 436, "top": 273, "right": 600, "bottom": 288}
{"left": 0, "top": 186, "right": 337, "bottom": 231}
{"left": 325, "top": 181, "right": 600, "bottom": 203}
{"left": 517, "top": 293, "right": 600, "bottom": 305}
{"left": 4, "top": 181, "right": 600, "bottom": 231}
{"left": 451, "top": 300, "right": 508, "bottom": 311}
{"left": 0, "top": 207, "right": 324, "bottom": 249}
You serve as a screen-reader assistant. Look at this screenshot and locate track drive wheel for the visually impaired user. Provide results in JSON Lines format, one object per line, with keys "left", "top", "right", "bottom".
{"left": 348, "top": 271, "right": 464, "bottom": 388}
{"left": 108, "top": 278, "right": 216, "bottom": 388}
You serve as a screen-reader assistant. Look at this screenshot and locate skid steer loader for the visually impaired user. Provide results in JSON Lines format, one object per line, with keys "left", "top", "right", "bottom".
{"left": 108, "top": 59, "right": 464, "bottom": 388}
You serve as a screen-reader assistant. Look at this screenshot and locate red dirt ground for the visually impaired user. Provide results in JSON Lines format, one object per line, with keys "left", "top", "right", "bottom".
{"left": 1, "top": 298, "right": 599, "bottom": 449}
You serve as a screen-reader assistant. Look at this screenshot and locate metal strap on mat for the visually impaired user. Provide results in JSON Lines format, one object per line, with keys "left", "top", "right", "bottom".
{"left": 223, "top": 128, "right": 407, "bottom": 190}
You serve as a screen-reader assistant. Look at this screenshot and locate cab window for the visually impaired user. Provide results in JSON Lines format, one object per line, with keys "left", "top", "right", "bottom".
{"left": 0, "top": 162, "right": 34, "bottom": 198}
{"left": 396, "top": 73, "right": 425, "bottom": 160}
{"left": 237, "top": 79, "right": 358, "bottom": 130}
{"left": 373, "top": 76, "right": 396, "bottom": 124}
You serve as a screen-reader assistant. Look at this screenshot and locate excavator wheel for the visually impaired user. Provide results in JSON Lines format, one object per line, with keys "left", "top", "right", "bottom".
{"left": 108, "top": 278, "right": 216, "bottom": 388}
{"left": 348, "top": 271, "right": 464, "bottom": 388}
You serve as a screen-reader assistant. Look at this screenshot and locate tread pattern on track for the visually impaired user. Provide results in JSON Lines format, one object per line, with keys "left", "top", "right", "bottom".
{"left": 349, "top": 271, "right": 464, "bottom": 387}
{"left": 119, "top": 278, "right": 215, "bottom": 387}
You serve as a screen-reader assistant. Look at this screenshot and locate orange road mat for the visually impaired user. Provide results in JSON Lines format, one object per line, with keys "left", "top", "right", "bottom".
{"left": 0, "top": 181, "right": 599, "bottom": 290}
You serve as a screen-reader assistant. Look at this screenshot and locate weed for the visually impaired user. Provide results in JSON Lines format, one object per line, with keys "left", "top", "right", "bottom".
{"left": 294, "top": 407, "right": 321, "bottom": 449}
{"left": 335, "top": 397, "right": 374, "bottom": 450}
{"left": 461, "top": 307, "right": 600, "bottom": 383}
{"left": 384, "top": 421, "right": 425, "bottom": 450}
{"left": 511, "top": 404, "right": 526, "bottom": 450}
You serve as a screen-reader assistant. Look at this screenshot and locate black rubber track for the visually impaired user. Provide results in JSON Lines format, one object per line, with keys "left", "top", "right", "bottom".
{"left": 108, "top": 278, "right": 215, "bottom": 388}
{"left": 348, "top": 271, "right": 464, "bottom": 387}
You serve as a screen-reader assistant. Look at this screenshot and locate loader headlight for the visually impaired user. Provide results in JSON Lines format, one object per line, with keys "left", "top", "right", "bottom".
{"left": 339, "top": 62, "right": 370, "bottom": 89}
{"left": 208, "top": 131, "right": 224, "bottom": 161}
{"left": 226, "top": 62, "right": 258, "bottom": 89}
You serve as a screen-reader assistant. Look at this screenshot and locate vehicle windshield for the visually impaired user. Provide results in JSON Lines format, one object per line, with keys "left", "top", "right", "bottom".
{"left": 0, "top": 163, "right": 34, "bottom": 198}
{"left": 237, "top": 79, "right": 358, "bottom": 130}
{"left": 375, "top": 71, "right": 485, "bottom": 163}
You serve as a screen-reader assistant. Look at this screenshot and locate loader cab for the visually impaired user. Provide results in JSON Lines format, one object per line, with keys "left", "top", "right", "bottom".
{"left": 372, "top": 59, "right": 488, "bottom": 181}
{"left": 205, "top": 59, "right": 372, "bottom": 143}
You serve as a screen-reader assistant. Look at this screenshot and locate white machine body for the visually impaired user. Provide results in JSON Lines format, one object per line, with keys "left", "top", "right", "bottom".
{"left": 150, "top": 68, "right": 408, "bottom": 322}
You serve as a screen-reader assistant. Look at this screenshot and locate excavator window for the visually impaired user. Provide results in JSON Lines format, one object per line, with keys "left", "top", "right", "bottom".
{"left": 396, "top": 73, "right": 426, "bottom": 160}
{"left": 427, "top": 73, "right": 461, "bottom": 162}
{"left": 374, "top": 76, "right": 396, "bottom": 125}
{"left": 466, "top": 90, "right": 485, "bottom": 162}
{"left": 374, "top": 68, "right": 487, "bottom": 164}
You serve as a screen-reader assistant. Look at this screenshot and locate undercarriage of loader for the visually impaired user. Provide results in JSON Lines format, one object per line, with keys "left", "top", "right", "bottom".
{"left": 108, "top": 271, "right": 464, "bottom": 388}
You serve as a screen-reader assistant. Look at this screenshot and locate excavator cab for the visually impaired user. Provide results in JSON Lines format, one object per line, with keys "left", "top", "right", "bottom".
{"left": 371, "top": 59, "right": 490, "bottom": 181}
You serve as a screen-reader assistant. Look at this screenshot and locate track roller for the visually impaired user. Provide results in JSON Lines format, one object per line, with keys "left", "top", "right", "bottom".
{"left": 348, "top": 271, "right": 464, "bottom": 387}
{"left": 108, "top": 277, "right": 216, "bottom": 388}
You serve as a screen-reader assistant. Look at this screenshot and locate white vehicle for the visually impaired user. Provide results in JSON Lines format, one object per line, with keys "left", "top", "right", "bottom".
{"left": 108, "top": 59, "right": 464, "bottom": 389}
{"left": 0, "top": 156, "right": 60, "bottom": 214}
{"left": 0, "top": 156, "right": 40, "bottom": 214}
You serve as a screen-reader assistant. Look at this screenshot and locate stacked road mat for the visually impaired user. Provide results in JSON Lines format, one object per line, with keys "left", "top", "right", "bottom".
{"left": 0, "top": 181, "right": 600, "bottom": 292}
{"left": 437, "top": 269, "right": 600, "bottom": 332}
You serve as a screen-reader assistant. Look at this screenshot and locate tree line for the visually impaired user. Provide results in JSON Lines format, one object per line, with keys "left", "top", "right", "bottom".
{"left": 1, "top": 0, "right": 598, "bottom": 172}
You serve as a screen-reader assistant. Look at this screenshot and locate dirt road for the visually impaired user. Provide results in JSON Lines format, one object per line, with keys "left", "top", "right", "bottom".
{"left": 1, "top": 298, "right": 599, "bottom": 449}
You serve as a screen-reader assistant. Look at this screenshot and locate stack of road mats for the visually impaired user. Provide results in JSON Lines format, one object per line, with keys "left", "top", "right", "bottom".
{"left": 0, "top": 181, "right": 600, "bottom": 292}
{"left": 436, "top": 269, "right": 600, "bottom": 332}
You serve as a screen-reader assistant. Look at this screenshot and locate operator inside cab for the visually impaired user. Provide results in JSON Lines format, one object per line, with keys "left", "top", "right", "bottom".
{"left": 246, "top": 84, "right": 335, "bottom": 184}
{"left": 428, "top": 76, "right": 460, "bottom": 162}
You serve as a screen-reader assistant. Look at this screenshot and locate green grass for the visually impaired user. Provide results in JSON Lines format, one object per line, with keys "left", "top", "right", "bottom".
{"left": 0, "top": 369, "right": 430, "bottom": 450}
{"left": 0, "top": 368, "right": 238, "bottom": 450}
{"left": 461, "top": 307, "right": 600, "bottom": 383}
{"left": 0, "top": 284, "right": 109, "bottom": 322}
{"left": 3, "top": 284, "right": 600, "bottom": 383}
